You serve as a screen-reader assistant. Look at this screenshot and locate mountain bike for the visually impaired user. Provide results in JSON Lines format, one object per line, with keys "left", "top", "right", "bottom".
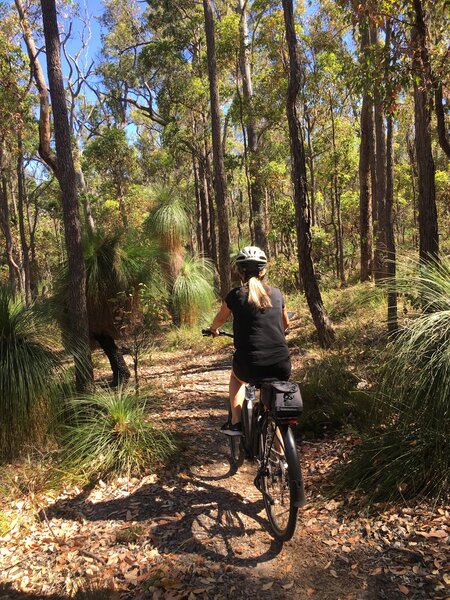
{"left": 202, "top": 329, "right": 305, "bottom": 541}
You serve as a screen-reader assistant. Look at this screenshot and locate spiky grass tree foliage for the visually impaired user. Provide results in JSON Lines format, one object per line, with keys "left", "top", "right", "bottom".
{"left": 144, "top": 186, "right": 190, "bottom": 283}
{"left": 61, "top": 389, "right": 175, "bottom": 479}
{"left": 144, "top": 186, "right": 215, "bottom": 325}
{"left": 335, "top": 257, "right": 450, "bottom": 501}
{"left": 172, "top": 255, "right": 216, "bottom": 326}
{"left": 49, "top": 232, "right": 165, "bottom": 339}
{"left": 0, "top": 287, "right": 61, "bottom": 459}
{"left": 46, "top": 232, "right": 166, "bottom": 386}
{"left": 83, "top": 232, "right": 163, "bottom": 333}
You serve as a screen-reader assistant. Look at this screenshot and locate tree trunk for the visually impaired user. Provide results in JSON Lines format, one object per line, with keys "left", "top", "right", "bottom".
{"left": 0, "top": 170, "right": 21, "bottom": 296}
{"left": 25, "top": 177, "right": 40, "bottom": 299}
{"left": 330, "top": 96, "right": 345, "bottom": 285}
{"left": 359, "top": 99, "right": 374, "bottom": 281}
{"left": 411, "top": 0, "right": 439, "bottom": 262}
{"left": 117, "top": 180, "right": 128, "bottom": 229}
{"left": 41, "top": 0, "right": 93, "bottom": 392}
{"left": 94, "top": 333, "right": 130, "bottom": 387}
{"left": 203, "top": 0, "right": 231, "bottom": 298}
{"left": 203, "top": 135, "right": 218, "bottom": 266}
{"left": 304, "top": 107, "right": 317, "bottom": 227}
{"left": 435, "top": 82, "right": 450, "bottom": 159}
{"left": 192, "top": 151, "right": 203, "bottom": 254}
{"left": 198, "top": 154, "right": 212, "bottom": 259}
{"left": 235, "top": 65, "right": 254, "bottom": 243}
{"left": 15, "top": 0, "right": 58, "bottom": 173}
{"left": 74, "top": 164, "right": 96, "bottom": 235}
{"left": 373, "top": 97, "right": 387, "bottom": 284}
{"left": 406, "top": 134, "right": 419, "bottom": 245}
{"left": 386, "top": 114, "right": 397, "bottom": 332}
{"left": 281, "top": 0, "right": 335, "bottom": 348}
{"left": 17, "top": 136, "right": 32, "bottom": 305}
{"left": 359, "top": 27, "right": 374, "bottom": 282}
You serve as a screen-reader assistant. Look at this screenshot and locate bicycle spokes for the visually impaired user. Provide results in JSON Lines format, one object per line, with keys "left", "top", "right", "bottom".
{"left": 258, "top": 417, "right": 301, "bottom": 541}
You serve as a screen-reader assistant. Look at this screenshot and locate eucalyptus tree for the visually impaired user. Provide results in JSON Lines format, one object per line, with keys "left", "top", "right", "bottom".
{"left": 244, "top": 4, "right": 299, "bottom": 259}
{"left": 281, "top": 0, "right": 335, "bottom": 348}
{"left": 40, "top": 0, "right": 93, "bottom": 391}
{"left": 301, "top": 4, "right": 358, "bottom": 285}
{"left": 83, "top": 127, "right": 139, "bottom": 229}
{"left": 97, "top": 0, "right": 145, "bottom": 129}
{"left": 410, "top": 0, "right": 439, "bottom": 262}
{"left": 98, "top": 0, "right": 220, "bottom": 264}
{"left": 355, "top": 4, "right": 374, "bottom": 282}
{"left": 203, "top": 0, "right": 231, "bottom": 297}
{"left": 0, "top": 6, "right": 27, "bottom": 296}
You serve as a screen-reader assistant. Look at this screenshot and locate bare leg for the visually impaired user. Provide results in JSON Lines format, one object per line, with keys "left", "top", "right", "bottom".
{"left": 229, "top": 371, "right": 245, "bottom": 424}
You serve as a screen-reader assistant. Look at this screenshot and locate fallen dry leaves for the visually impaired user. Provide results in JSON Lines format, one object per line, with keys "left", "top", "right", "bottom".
{"left": 0, "top": 346, "right": 449, "bottom": 599}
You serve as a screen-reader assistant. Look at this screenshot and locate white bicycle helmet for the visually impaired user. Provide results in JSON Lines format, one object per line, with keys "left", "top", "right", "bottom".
{"left": 236, "top": 246, "right": 267, "bottom": 269}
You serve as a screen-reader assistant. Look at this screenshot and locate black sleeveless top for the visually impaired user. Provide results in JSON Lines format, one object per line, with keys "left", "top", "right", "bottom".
{"left": 225, "top": 285, "right": 290, "bottom": 366}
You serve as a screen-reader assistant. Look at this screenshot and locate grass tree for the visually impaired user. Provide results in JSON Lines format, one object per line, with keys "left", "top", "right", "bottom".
{"left": 144, "top": 185, "right": 190, "bottom": 282}
{"left": 60, "top": 388, "right": 175, "bottom": 480}
{"left": 145, "top": 186, "right": 216, "bottom": 326}
{"left": 0, "top": 286, "right": 62, "bottom": 459}
{"left": 172, "top": 255, "right": 216, "bottom": 326}
{"left": 335, "top": 257, "right": 450, "bottom": 501}
{"left": 51, "top": 231, "right": 164, "bottom": 386}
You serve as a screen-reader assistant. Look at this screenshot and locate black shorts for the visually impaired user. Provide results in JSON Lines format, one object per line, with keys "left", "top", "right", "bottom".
{"left": 232, "top": 357, "right": 291, "bottom": 383}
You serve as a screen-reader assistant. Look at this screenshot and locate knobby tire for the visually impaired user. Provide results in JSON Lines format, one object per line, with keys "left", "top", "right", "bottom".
{"left": 227, "top": 408, "right": 243, "bottom": 467}
{"left": 259, "top": 415, "right": 303, "bottom": 541}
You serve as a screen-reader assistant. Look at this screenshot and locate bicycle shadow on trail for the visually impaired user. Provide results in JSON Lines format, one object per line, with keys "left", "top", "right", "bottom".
{"left": 43, "top": 468, "right": 284, "bottom": 567}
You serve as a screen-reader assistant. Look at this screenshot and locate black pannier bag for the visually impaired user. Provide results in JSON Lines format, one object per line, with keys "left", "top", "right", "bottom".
{"left": 261, "top": 381, "right": 303, "bottom": 418}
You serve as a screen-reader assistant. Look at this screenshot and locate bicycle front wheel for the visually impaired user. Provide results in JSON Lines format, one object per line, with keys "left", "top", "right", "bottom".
{"left": 259, "top": 416, "right": 304, "bottom": 541}
{"left": 227, "top": 408, "right": 243, "bottom": 467}
{"left": 229, "top": 434, "right": 242, "bottom": 466}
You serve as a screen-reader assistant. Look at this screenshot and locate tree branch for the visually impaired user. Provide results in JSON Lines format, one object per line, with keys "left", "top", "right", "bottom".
{"left": 15, "top": 0, "right": 58, "bottom": 174}
{"left": 123, "top": 97, "right": 168, "bottom": 126}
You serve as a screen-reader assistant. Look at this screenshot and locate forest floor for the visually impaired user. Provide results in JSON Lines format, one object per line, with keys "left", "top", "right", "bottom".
{"left": 0, "top": 323, "right": 449, "bottom": 600}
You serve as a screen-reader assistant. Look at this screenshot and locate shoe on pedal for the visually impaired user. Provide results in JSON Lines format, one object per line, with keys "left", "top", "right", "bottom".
{"left": 220, "top": 421, "right": 242, "bottom": 436}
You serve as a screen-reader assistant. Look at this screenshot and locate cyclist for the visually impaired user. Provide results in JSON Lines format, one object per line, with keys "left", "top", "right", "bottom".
{"left": 208, "top": 246, "right": 291, "bottom": 435}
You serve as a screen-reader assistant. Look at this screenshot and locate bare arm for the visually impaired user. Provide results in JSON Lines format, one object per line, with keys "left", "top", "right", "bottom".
{"left": 209, "top": 303, "right": 232, "bottom": 336}
{"left": 282, "top": 306, "right": 290, "bottom": 332}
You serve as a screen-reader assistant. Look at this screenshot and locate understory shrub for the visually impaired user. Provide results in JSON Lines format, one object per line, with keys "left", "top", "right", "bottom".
{"left": 333, "top": 257, "right": 450, "bottom": 502}
{"left": 297, "top": 354, "right": 374, "bottom": 437}
{"left": 60, "top": 389, "right": 175, "bottom": 480}
{"left": 325, "top": 283, "right": 385, "bottom": 323}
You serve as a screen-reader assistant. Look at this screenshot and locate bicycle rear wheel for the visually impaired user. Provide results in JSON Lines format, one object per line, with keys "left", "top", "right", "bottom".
{"left": 259, "top": 416, "right": 304, "bottom": 541}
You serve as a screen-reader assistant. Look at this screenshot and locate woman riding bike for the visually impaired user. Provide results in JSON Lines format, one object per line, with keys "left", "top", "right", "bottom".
{"left": 208, "top": 246, "right": 291, "bottom": 435}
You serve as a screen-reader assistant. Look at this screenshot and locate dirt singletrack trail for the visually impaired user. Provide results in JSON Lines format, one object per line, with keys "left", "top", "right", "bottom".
{"left": 130, "top": 343, "right": 443, "bottom": 600}
{"left": 142, "top": 345, "right": 357, "bottom": 600}
{"left": 1, "top": 342, "right": 447, "bottom": 600}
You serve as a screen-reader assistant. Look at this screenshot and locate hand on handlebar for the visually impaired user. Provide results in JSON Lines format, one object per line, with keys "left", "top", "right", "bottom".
{"left": 201, "top": 328, "right": 234, "bottom": 338}
{"left": 202, "top": 327, "right": 218, "bottom": 337}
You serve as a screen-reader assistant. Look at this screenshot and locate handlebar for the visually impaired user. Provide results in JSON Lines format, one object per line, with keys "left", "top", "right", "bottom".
{"left": 202, "top": 328, "right": 234, "bottom": 338}
{"left": 203, "top": 312, "right": 293, "bottom": 339}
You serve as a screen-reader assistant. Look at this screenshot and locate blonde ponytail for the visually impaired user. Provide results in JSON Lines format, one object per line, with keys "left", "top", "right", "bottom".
{"left": 246, "top": 276, "right": 272, "bottom": 310}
